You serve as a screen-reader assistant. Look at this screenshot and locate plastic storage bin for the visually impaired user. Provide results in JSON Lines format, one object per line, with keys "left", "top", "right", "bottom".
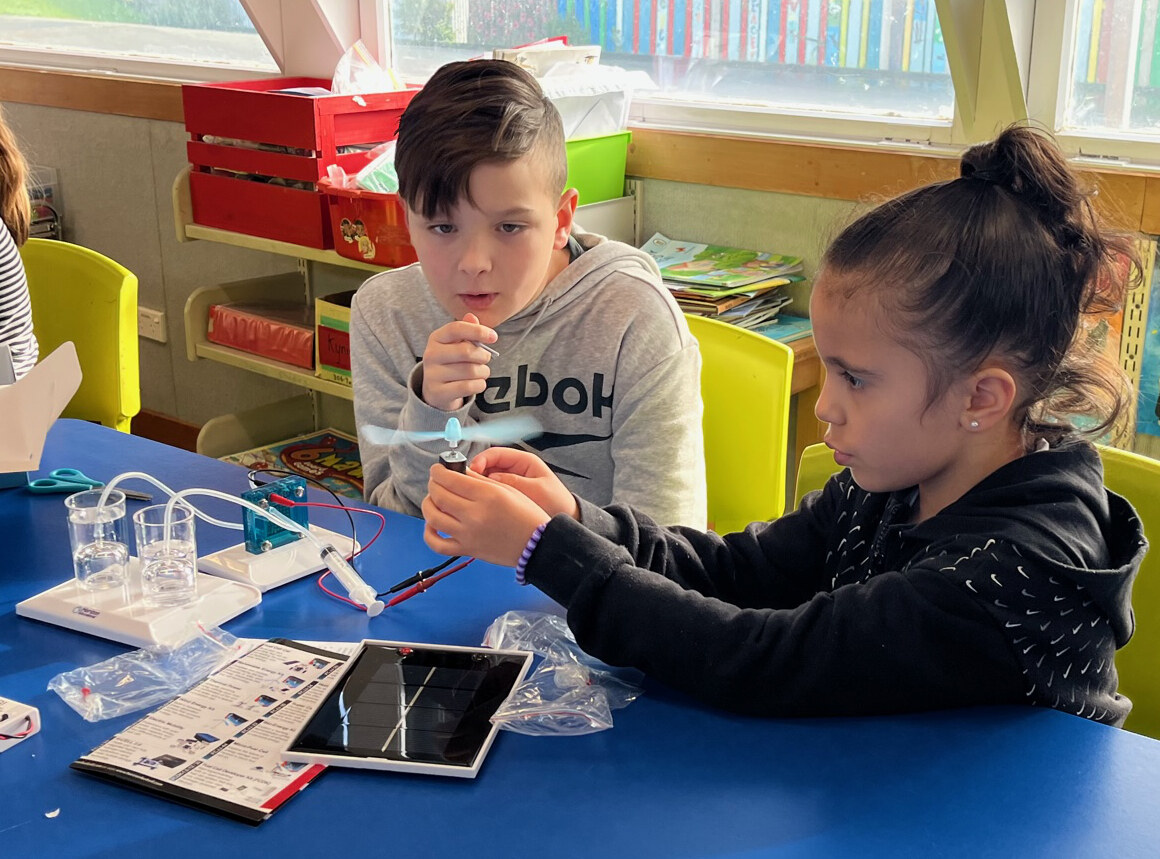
{"left": 565, "top": 130, "right": 631, "bottom": 205}
{"left": 182, "top": 77, "right": 419, "bottom": 248}
{"left": 318, "top": 179, "right": 417, "bottom": 269}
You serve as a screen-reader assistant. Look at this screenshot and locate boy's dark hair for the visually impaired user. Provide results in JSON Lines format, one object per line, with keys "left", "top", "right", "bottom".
{"left": 821, "top": 123, "right": 1140, "bottom": 442}
{"left": 395, "top": 60, "right": 567, "bottom": 219}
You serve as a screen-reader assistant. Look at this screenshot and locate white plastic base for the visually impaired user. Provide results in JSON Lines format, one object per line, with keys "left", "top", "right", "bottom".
{"left": 15, "top": 557, "right": 262, "bottom": 648}
{"left": 198, "top": 525, "right": 359, "bottom": 592}
{"left": 0, "top": 695, "right": 41, "bottom": 753}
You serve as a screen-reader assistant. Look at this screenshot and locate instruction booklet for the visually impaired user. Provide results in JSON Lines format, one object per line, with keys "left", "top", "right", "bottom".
{"left": 71, "top": 639, "right": 351, "bottom": 824}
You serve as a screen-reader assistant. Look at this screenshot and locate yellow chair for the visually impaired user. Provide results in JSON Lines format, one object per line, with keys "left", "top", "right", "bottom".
{"left": 792, "top": 440, "right": 1160, "bottom": 737}
{"left": 1098, "top": 444, "right": 1160, "bottom": 739}
{"left": 20, "top": 238, "right": 140, "bottom": 433}
{"left": 794, "top": 441, "right": 838, "bottom": 507}
{"left": 685, "top": 314, "right": 793, "bottom": 534}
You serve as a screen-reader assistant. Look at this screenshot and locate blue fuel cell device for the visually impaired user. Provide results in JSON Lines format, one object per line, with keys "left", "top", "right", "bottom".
{"left": 241, "top": 476, "right": 309, "bottom": 555}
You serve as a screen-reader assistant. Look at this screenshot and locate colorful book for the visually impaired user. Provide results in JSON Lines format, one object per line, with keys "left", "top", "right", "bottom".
{"left": 753, "top": 313, "right": 813, "bottom": 343}
{"left": 219, "top": 428, "right": 363, "bottom": 500}
{"left": 643, "top": 232, "right": 803, "bottom": 289}
{"left": 666, "top": 273, "right": 805, "bottom": 300}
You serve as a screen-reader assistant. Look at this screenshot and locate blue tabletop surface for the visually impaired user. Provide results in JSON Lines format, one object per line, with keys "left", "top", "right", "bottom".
{"left": 3, "top": 420, "right": 1160, "bottom": 858}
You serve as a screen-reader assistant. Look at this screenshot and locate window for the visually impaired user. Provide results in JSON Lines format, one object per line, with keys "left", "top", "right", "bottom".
{"left": 0, "top": 0, "right": 276, "bottom": 78}
{"left": 1029, "top": 0, "right": 1160, "bottom": 164}
{"left": 389, "top": 0, "right": 956, "bottom": 140}
{"left": 1062, "top": 0, "right": 1160, "bottom": 137}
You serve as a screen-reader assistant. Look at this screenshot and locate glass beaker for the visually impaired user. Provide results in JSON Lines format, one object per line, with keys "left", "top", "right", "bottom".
{"left": 65, "top": 489, "right": 130, "bottom": 591}
{"left": 133, "top": 503, "right": 199, "bottom": 608}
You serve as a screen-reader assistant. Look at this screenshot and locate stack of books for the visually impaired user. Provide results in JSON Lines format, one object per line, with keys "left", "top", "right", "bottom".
{"left": 642, "top": 233, "right": 803, "bottom": 330}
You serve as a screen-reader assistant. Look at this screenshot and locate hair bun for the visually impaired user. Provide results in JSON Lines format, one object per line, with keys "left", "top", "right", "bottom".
{"left": 959, "top": 157, "right": 1006, "bottom": 186}
{"left": 960, "top": 126, "right": 1084, "bottom": 227}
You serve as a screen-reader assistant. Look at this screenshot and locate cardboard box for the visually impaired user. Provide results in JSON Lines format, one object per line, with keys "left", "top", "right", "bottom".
{"left": 315, "top": 290, "right": 357, "bottom": 386}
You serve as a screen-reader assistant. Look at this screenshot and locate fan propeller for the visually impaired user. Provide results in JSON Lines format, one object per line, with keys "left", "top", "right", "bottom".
{"left": 361, "top": 414, "right": 542, "bottom": 450}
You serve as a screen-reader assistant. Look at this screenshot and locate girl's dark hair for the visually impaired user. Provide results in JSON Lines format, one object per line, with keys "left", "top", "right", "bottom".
{"left": 821, "top": 124, "right": 1139, "bottom": 442}
{"left": 394, "top": 60, "right": 567, "bottom": 219}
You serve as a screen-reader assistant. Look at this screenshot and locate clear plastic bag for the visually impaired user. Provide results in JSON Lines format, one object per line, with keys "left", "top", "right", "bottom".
{"left": 355, "top": 141, "right": 399, "bottom": 193}
{"left": 48, "top": 626, "right": 243, "bottom": 722}
{"left": 331, "top": 39, "right": 401, "bottom": 96}
{"left": 483, "top": 611, "right": 642, "bottom": 736}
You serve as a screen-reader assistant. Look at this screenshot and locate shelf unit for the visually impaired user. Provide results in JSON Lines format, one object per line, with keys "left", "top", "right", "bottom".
{"left": 184, "top": 272, "right": 353, "bottom": 402}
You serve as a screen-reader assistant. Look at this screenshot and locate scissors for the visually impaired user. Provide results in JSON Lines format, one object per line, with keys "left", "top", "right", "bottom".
{"left": 27, "top": 468, "right": 152, "bottom": 501}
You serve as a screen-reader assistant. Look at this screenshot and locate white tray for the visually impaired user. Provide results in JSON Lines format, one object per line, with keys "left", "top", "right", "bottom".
{"left": 16, "top": 558, "right": 261, "bottom": 648}
{"left": 198, "top": 525, "right": 358, "bottom": 592}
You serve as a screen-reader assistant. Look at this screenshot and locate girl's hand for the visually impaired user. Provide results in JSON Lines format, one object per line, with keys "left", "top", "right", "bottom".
{"left": 421, "top": 313, "right": 497, "bottom": 411}
{"left": 423, "top": 464, "right": 550, "bottom": 566}
{"left": 469, "top": 447, "right": 580, "bottom": 520}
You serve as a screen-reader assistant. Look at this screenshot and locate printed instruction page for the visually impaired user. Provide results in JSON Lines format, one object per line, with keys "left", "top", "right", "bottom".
{"left": 74, "top": 640, "right": 352, "bottom": 820}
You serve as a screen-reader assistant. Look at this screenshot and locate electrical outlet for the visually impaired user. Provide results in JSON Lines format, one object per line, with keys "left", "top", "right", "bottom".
{"left": 138, "top": 307, "right": 167, "bottom": 343}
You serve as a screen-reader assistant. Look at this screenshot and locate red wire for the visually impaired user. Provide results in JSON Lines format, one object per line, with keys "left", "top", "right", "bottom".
{"left": 0, "top": 716, "right": 34, "bottom": 740}
{"left": 316, "top": 570, "right": 367, "bottom": 609}
{"left": 268, "top": 494, "right": 386, "bottom": 558}
{"left": 386, "top": 559, "right": 473, "bottom": 607}
{"left": 269, "top": 493, "right": 472, "bottom": 612}
{"left": 268, "top": 494, "right": 387, "bottom": 609}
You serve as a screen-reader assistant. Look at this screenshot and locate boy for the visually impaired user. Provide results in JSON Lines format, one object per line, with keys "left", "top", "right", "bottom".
{"left": 351, "top": 59, "right": 706, "bottom": 526}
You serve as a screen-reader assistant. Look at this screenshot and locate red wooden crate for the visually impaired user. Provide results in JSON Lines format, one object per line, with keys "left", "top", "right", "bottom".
{"left": 182, "top": 77, "right": 419, "bottom": 248}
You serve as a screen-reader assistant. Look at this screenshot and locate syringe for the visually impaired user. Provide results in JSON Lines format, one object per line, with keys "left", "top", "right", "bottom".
{"left": 258, "top": 502, "right": 385, "bottom": 617}
{"left": 319, "top": 544, "right": 385, "bottom": 617}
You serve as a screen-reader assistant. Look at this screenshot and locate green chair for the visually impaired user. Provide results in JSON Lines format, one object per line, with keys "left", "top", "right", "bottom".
{"left": 1099, "top": 444, "right": 1160, "bottom": 738}
{"left": 685, "top": 313, "right": 794, "bottom": 534}
{"left": 20, "top": 238, "right": 140, "bottom": 433}
{"left": 793, "top": 440, "right": 1160, "bottom": 738}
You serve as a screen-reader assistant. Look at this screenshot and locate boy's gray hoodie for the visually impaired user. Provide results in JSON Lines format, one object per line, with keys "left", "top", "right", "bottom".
{"left": 351, "top": 231, "right": 707, "bottom": 527}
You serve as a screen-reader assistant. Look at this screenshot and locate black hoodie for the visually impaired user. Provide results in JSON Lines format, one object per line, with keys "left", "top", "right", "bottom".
{"left": 526, "top": 439, "right": 1145, "bottom": 724}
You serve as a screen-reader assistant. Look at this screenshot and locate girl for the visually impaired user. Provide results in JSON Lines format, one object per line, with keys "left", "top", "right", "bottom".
{"left": 421, "top": 125, "right": 1147, "bottom": 725}
{"left": 0, "top": 104, "right": 37, "bottom": 379}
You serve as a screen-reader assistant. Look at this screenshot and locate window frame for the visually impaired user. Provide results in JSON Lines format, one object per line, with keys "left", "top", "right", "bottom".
{"left": 8, "top": 0, "right": 1159, "bottom": 170}
{"left": 1027, "top": 0, "right": 1160, "bottom": 167}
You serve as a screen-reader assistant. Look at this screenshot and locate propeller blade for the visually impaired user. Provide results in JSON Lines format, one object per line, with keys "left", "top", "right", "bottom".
{"left": 360, "top": 415, "right": 541, "bottom": 448}
{"left": 360, "top": 425, "right": 448, "bottom": 446}
{"left": 458, "top": 414, "right": 542, "bottom": 444}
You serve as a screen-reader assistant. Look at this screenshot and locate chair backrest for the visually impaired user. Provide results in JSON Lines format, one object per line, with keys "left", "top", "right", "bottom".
{"left": 792, "top": 440, "right": 1160, "bottom": 737}
{"left": 685, "top": 314, "right": 793, "bottom": 534}
{"left": 1098, "top": 444, "right": 1160, "bottom": 738}
{"left": 794, "top": 441, "right": 839, "bottom": 507}
{"left": 20, "top": 238, "right": 140, "bottom": 433}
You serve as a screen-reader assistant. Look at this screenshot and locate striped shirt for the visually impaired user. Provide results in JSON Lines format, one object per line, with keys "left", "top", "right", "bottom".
{"left": 0, "top": 225, "right": 37, "bottom": 380}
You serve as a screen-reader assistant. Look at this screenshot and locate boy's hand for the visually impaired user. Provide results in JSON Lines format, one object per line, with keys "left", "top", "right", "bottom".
{"left": 469, "top": 448, "right": 579, "bottom": 520}
{"left": 421, "top": 313, "right": 497, "bottom": 411}
{"left": 423, "top": 464, "right": 550, "bottom": 566}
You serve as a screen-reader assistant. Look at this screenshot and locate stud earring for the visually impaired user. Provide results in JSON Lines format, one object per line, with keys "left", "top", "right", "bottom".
{"left": 969, "top": 420, "right": 980, "bottom": 430}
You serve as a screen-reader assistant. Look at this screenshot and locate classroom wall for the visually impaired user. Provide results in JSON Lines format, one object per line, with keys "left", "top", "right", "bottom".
{"left": 6, "top": 101, "right": 303, "bottom": 425}
{"left": 3, "top": 102, "right": 851, "bottom": 429}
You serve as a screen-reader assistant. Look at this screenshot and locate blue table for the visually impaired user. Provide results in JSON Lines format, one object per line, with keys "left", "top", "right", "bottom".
{"left": 3, "top": 420, "right": 1160, "bottom": 858}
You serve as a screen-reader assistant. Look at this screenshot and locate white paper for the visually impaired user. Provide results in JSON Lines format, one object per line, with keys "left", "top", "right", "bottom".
{"left": 0, "top": 341, "right": 82, "bottom": 473}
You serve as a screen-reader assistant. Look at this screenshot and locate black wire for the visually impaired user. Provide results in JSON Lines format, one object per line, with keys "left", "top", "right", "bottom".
{"left": 379, "top": 555, "right": 462, "bottom": 596}
{"left": 246, "top": 468, "right": 358, "bottom": 562}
